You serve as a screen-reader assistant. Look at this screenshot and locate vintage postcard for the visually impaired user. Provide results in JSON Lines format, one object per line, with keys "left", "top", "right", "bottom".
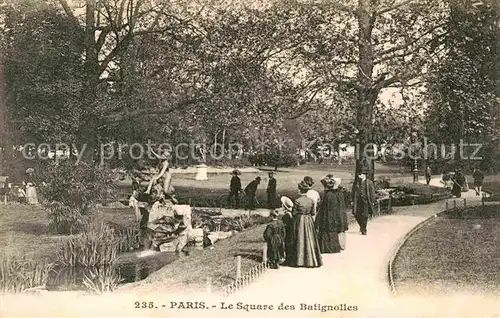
{"left": 0, "top": 0, "right": 499, "bottom": 317}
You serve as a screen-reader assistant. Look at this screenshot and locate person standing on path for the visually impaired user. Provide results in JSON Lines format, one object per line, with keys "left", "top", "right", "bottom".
{"left": 227, "top": 170, "right": 242, "bottom": 208}
{"left": 263, "top": 210, "right": 286, "bottom": 269}
{"left": 266, "top": 172, "right": 277, "bottom": 209}
{"left": 304, "top": 176, "right": 320, "bottom": 220}
{"left": 288, "top": 181, "right": 322, "bottom": 268}
{"left": 425, "top": 166, "right": 432, "bottom": 185}
{"left": 452, "top": 169, "right": 465, "bottom": 198}
{"left": 280, "top": 196, "right": 295, "bottom": 266}
{"left": 315, "top": 175, "right": 347, "bottom": 253}
{"left": 351, "top": 169, "right": 376, "bottom": 235}
{"left": 472, "top": 167, "right": 484, "bottom": 196}
{"left": 244, "top": 176, "right": 261, "bottom": 210}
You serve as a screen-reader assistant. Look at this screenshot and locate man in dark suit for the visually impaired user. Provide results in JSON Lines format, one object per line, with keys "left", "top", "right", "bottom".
{"left": 266, "top": 172, "right": 277, "bottom": 209}
{"left": 227, "top": 170, "right": 242, "bottom": 208}
{"left": 244, "top": 176, "right": 261, "bottom": 210}
{"left": 351, "top": 168, "right": 376, "bottom": 235}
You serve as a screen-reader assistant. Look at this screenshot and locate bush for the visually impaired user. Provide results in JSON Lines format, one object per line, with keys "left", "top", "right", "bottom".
{"left": 39, "top": 162, "right": 116, "bottom": 234}
{"left": 56, "top": 222, "right": 120, "bottom": 268}
{"left": 0, "top": 256, "right": 54, "bottom": 293}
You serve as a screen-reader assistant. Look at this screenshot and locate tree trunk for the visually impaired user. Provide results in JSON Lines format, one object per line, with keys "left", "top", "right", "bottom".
{"left": 79, "top": 0, "right": 100, "bottom": 165}
{"left": 0, "top": 56, "right": 7, "bottom": 175}
{"left": 214, "top": 132, "right": 218, "bottom": 157}
{"left": 355, "top": 0, "right": 377, "bottom": 182}
{"left": 222, "top": 128, "right": 226, "bottom": 158}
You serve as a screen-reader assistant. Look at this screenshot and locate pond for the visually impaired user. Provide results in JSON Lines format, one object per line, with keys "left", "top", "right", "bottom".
{"left": 46, "top": 247, "right": 204, "bottom": 291}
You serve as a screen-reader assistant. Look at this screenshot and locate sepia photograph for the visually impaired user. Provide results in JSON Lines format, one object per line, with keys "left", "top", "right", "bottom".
{"left": 0, "top": 0, "right": 499, "bottom": 317}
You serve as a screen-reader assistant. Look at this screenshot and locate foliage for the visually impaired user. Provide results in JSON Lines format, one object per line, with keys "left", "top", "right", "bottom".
{"left": 56, "top": 222, "right": 120, "bottom": 268}
{"left": 82, "top": 265, "right": 122, "bottom": 293}
{"left": 39, "top": 162, "right": 116, "bottom": 234}
{"left": 0, "top": 256, "right": 54, "bottom": 293}
{"left": 424, "top": 0, "right": 499, "bottom": 170}
{"left": 1, "top": 3, "right": 84, "bottom": 145}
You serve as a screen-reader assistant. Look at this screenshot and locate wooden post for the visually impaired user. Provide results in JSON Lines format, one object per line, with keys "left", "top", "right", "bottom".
{"left": 446, "top": 201, "right": 449, "bottom": 211}
{"left": 262, "top": 245, "right": 268, "bottom": 264}
{"left": 463, "top": 198, "right": 467, "bottom": 208}
{"left": 453, "top": 200, "right": 456, "bottom": 209}
{"left": 236, "top": 256, "right": 241, "bottom": 281}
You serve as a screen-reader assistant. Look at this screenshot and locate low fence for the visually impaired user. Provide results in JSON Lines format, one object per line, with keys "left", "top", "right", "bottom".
{"left": 221, "top": 246, "right": 269, "bottom": 297}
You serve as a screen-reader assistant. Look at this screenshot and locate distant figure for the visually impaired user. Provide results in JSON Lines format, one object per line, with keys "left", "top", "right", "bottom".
{"left": 280, "top": 196, "right": 295, "bottom": 266}
{"left": 227, "top": 170, "right": 242, "bottom": 208}
{"left": 351, "top": 168, "right": 376, "bottom": 235}
{"left": 472, "top": 168, "right": 484, "bottom": 196}
{"left": 266, "top": 172, "right": 277, "bottom": 209}
{"left": 425, "top": 166, "right": 432, "bottom": 185}
{"left": 452, "top": 169, "right": 465, "bottom": 198}
{"left": 303, "top": 176, "right": 320, "bottom": 220}
{"left": 24, "top": 168, "right": 38, "bottom": 205}
{"left": 244, "top": 176, "right": 261, "bottom": 210}
{"left": 288, "top": 181, "right": 322, "bottom": 268}
{"left": 316, "top": 175, "right": 348, "bottom": 253}
{"left": 263, "top": 210, "right": 285, "bottom": 269}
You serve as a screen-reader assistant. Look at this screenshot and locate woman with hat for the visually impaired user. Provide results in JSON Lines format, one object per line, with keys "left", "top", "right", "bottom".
{"left": 288, "top": 180, "right": 322, "bottom": 268}
{"left": 303, "top": 176, "right": 320, "bottom": 220}
{"left": 316, "top": 175, "right": 348, "bottom": 253}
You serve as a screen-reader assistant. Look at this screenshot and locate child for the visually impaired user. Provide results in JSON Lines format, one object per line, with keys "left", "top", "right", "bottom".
{"left": 263, "top": 210, "right": 286, "bottom": 269}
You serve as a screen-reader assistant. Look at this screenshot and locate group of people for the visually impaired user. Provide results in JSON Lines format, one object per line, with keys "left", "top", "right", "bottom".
{"left": 1, "top": 168, "right": 39, "bottom": 205}
{"left": 263, "top": 168, "right": 376, "bottom": 269}
{"left": 442, "top": 167, "right": 484, "bottom": 198}
{"left": 227, "top": 170, "right": 277, "bottom": 210}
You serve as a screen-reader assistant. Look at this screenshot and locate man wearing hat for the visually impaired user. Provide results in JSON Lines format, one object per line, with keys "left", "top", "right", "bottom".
{"left": 351, "top": 168, "right": 376, "bottom": 235}
{"left": 244, "top": 176, "right": 261, "bottom": 210}
{"left": 227, "top": 170, "right": 242, "bottom": 208}
{"left": 266, "top": 172, "right": 277, "bottom": 209}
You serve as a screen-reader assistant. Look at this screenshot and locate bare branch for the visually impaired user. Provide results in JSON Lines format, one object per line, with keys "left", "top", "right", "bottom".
{"left": 101, "top": 97, "right": 207, "bottom": 124}
{"left": 57, "top": 0, "right": 79, "bottom": 25}
{"left": 375, "top": 0, "right": 417, "bottom": 16}
{"left": 375, "top": 23, "right": 446, "bottom": 63}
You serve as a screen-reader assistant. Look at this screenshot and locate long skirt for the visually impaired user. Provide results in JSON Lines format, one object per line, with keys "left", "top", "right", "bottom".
{"left": 317, "top": 231, "right": 341, "bottom": 254}
{"left": 26, "top": 186, "right": 38, "bottom": 205}
{"left": 290, "top": 215, "right": 322, "bottom": 268}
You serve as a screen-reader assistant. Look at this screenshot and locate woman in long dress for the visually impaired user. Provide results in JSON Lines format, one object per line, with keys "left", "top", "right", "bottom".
{"left": 289, "top": 181, "right": 322, "bottom": 268}
{"left": 316, "top": 175, "right": 348, "bottom": 253}
{"left": 24, "top": 168, "right": 39, "bottom": 205}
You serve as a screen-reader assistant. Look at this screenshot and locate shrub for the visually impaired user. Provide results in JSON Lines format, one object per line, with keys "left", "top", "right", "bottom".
{"left": 82, "top": 265, "right": 122, "bottom": 293}
{"left": 39, "top": 162, "right": 116, "bottom": 234}
{"left": 0, "top": 256, "right": 54, "bottom": 293}
{"left": 56, "top": 222, "right": 120, "bottom": 268}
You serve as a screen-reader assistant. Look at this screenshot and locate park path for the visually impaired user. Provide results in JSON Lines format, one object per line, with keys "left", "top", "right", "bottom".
{"left": 222, "top": 178, "right": 498, "bottom": 318}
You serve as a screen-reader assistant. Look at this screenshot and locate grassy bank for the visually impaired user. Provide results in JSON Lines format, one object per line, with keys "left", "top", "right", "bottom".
{"left": 392, "top": 205, "right": 500, "bottom": 297}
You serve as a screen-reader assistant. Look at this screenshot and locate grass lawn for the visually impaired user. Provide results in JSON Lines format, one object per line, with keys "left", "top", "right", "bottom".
{"left": 0, "top": 203, "right": 137, "bottom": 262}
{"left": 112, "top": 163, "right": 411, "bottom": 207}
{"left": 482, "top": 174, "right": 500, "bottom": 201}
{"left": 392, "top": 205, "right": 500, "bottom": 297}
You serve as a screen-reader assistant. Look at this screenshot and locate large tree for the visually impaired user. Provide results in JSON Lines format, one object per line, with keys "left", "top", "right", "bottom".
{"left": 425, "top": 0, "right": 499, "bottom": 171}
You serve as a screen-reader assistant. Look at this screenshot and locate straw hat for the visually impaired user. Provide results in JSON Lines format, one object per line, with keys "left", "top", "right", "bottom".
{"left": 321, "top": 174, "right": 342, "bottom": 190}
{"left": 280, "top": 196, "right": 293, "bottom": 212}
